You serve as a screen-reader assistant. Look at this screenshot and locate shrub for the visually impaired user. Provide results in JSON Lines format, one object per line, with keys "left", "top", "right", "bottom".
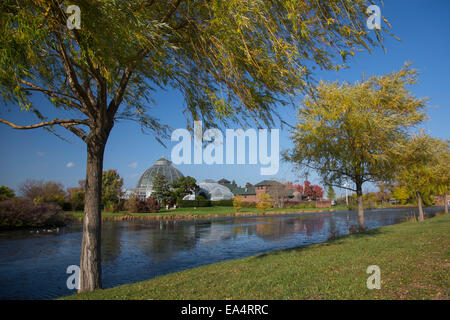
{"left": 177, "top": 199, "right": 212, "bottom": 208}
{"left": 0, "top": 199, "right": 73, "bottom": 229}
{"left": 125, "top": 197, "right": 145, "bottom": 213}
{"left": 233, "top": 196, "right": 243, "bottom": 212}
{"left": 125, "top": 197, "right": 160, "bottom": 213}
{"left": 104, "top": 200, "right": 124, "bottom": 213}
{"left": 256, "top": 193, "right": 273, "bottom": 212}
{"left": 241, "top": 201, "right": 257, "bottom": 208}
{"left": 145, "top": 197, "right": 160, "bottom": 213}
{"left": 62, "top": 201, "right": 72, "bottom": 211}
{"left": 211, "top": 199, "right": 233, "bottom": 206}
{"left": 19, "top": 179, "right": 66, "bottom": 207}
{"left": 69, "top": 190, "right": 85, "bottom": 211}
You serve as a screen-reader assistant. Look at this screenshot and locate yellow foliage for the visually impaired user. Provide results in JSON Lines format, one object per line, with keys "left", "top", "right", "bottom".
{"left": 256, "top": 193, "right": 272, "bottom": 212}
{"left": 233, "top": 195, "right": 243, "bottom": 212}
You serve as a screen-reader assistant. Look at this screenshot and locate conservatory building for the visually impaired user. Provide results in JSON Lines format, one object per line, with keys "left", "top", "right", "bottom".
{"left": 135, "top": 157, "right": 184, "bottom": 200}
{"left": 183, "top": 179, "right": 234, "bottom": 201}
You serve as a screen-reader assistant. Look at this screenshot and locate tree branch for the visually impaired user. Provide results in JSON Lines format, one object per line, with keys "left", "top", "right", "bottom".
{"left": 162, "top": 0, "right": 182, "bottom": 23}
{"left": 107, "top": 66, "right": 134, "bottom": 119}
{"left": 19, "top": 80, "right": 84, "bottom": 111}
{"left": 60, "top": 123, "right": 88, "bottom": 142}
{"left": 19, "top": 80, "right": 79, "bottom": 103}
{"left": 55, "top": 32, "right": 96, "bottom": 117}
{"left": 0, "top": 118, "right": 89, "bottom": 130}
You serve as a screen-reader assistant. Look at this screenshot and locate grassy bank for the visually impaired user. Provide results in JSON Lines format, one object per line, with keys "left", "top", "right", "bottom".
{"left": 64, "top": 212, "right": 450, "bottom": 300}
{"left": 69, "top": 204, "right": 397, "bottom": 220}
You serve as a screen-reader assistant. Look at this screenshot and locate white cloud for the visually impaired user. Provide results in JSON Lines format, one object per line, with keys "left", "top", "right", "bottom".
{"left": 128, "top": 162, "right": 138, "bottom": 169}
{"left": 128, "top": 173, "right": 139, "bottom": 178}
{"left": 66, "top": 162, "right": 75, "bottom": 168}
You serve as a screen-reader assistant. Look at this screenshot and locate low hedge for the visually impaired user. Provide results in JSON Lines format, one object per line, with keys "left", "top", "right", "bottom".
{"left": 178, "top": 199, "right": 212, "bottom": 208}
{"left": 211, "top": 199, "right": 233, "bottom": 207}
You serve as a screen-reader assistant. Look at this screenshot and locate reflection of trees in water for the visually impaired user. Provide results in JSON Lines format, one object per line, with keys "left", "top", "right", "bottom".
{"left": 136, "top": 221, "right": 201, "bottom": 262}
{"left": 255, "top": 218, "right": 296, "bottom": 239}
{"left": 328, "top": 213, "right": 336, "bottom": 239}
{"left": 199, "top": 222, "right": 235, "bottom": 243}
{"left": 101, "top": 215, "right": 328, "bottom": 263}
{"left": 298, "top": 215, "right": 325, "bottom": 237}
{"left": 101, "top": 222, "right": 122, "bottom": 264}
{"left": 231, "top": 215, "right": 326, "bottom": 240}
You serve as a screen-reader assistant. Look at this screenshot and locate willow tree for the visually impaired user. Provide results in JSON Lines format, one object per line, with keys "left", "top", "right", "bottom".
{"left": 394, "top": 135, "right": 450, "bottom": 219}
{"left": 1, "top": 0, "right": 385, "bottom": 291}
{"left": 433, "top": 146, "right": 450, "bottom": 214}
{"left": 285, "top": 65, "right": 426, "bottom": 230}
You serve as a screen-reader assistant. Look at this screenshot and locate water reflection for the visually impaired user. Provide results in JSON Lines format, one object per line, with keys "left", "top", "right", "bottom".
{"left": 0, "top": 207, "right": 442, "bottom": 299}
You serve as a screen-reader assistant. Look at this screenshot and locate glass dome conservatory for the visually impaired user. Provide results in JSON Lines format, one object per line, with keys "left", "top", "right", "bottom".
{"left": 136, "top": 157, "right": 184, "bottom": 199}
{"left": 183, "top": 179, "right": 234, "bottom": 201}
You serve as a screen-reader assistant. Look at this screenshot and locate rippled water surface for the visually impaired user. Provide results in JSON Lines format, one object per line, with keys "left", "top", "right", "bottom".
{"left": 0, "top": 207, "right": 442, "bottom": 299}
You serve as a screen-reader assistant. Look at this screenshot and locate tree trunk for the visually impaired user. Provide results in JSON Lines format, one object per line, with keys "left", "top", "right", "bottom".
{"left": 445, "top": 193, "right": 448, "bottom": 214}
{"left": 417, "top": 191, "right": 424, "bottom": 222}
{"left": 78, "top": 140, "right": 106, "bottom": 292}
{"left": 356, "top": 183, "right": 366, "bottom": 230}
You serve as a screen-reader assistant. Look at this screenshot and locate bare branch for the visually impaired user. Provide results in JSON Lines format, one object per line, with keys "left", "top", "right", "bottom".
{"left": 19, "top": 80, "right": 79, "bottom": 103}
{"left": 162, "top": 0, "right": 182, "bottom": 23}
{"left": 54, "top": 33, "right": 96, "bottom": 116}
{"left": 60, "top": 123, "right": 88, "bottom": 142}
{"left": 107, "top": 66, "right": 134, "bottom": 119}
{"left": 0, "top": 118, "right": 89, "bottom": 130}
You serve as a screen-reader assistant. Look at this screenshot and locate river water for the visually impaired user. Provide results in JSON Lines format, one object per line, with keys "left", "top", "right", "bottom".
{"left": 0, "top": 206, "right": 442, "bottom": 299}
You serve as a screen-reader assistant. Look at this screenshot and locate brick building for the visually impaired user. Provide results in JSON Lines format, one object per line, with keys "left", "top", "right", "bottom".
{"left": 221, "top": 178, "right": 331, "bottom": 208}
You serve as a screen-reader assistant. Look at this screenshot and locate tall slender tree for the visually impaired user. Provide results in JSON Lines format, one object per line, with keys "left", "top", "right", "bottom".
{"left": 327, "top": 185, "right": 336, "bottom": 200}
{"left": 151, "top": 173, "right": 171, "bottom": 205}
{"left": 1, "top": 0, "right": 386, "bottom": 291}
{"left": 393, "top": 135, "right": 449, "bottom": 220}
{"left": 432, "top": 143, "right": 450, "bottom": 214}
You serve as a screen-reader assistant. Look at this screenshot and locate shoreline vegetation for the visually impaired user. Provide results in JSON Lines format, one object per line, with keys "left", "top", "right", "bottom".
{"left": 63, "top": 212, "right": 450, "bottom": 300}
{"left": 68, "top": 204, "right": 420, "bottom": 222}
{"left": 0, "top": 203, "right": 424, "bottom": 231}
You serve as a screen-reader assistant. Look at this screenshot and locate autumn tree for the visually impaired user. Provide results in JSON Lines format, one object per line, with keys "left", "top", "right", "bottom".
{"left": 431, "top": 143, "right": 450, "bottom": 214}
{"left": 0, "top": 0, "right": 386, "bottom": 291}
{"left": 256, "top": 193, "right": 273, "bottom": 212}
{"left": 376, "top": 182, "right": 392, "bottom": 206}
{"left": 101, "top": 169, "right": 124, "bottom": 212}
{"left": 392, "top": 186, "right": 409, "bottom": 205}
{"left": 303, "top": 181, "right": 314, "bottom": 199}
{"left": 393, "top": 135, "right": 449, "bottom": 220}
{"left": 233, "top": 195, "right": 243, "bottom": 213}
{"left": 68, "top": 187, "right": 85, "bottom": 211}
{"left": 19, "top": 179, "right": 67, "bottom": 206}
{"left": 293, "top": 184, "right": 304, "bottom": 194}
{"left": 285, "top": 65, "right": 427, "bottom": 230}
{"left": 268, "top": 181, "right": 289, "bottom": 208}
{"left": 67, "top": 180, "right": 86, "bottom": 211}
{"left": 311, "top": 185, "right": 324, "bottom": 200}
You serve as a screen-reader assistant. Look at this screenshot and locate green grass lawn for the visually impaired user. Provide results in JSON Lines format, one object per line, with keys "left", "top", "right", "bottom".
{"left": 69, "top": 205, "right": 351, "bottom": 220}
{"left": 64, "top": 212, "right": 450, "bottom": 300}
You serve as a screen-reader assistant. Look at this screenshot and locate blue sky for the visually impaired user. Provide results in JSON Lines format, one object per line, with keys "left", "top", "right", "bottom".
{"left": 1, "top": 0, "right": 449, "bottom": 197}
